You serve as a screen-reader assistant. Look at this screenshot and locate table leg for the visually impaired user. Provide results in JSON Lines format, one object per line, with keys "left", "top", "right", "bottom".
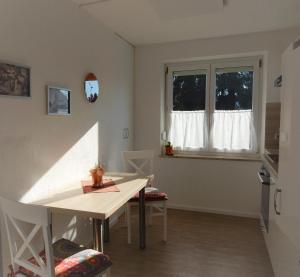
{"left": 49, "top": 212, "right": 53, "bottom": 241}
{"left": 92, "top": 219, "right": 103, "bottom": 252}
{"left": 103, "top": 218, "right": 110, "bottom": 243}
{"left": 139, "top": 187, "right": 146, "bottom": 249}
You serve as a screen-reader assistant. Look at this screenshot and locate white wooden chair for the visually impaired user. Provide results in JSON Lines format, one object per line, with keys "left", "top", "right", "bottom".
{"left": 0, "top": 197, "right": 111, "bottom": 277}
{"left": 122, "top": 150, "right": 168, "bottom": 244}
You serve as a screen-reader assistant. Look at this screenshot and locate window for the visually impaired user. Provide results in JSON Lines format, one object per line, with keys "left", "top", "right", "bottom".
{"left": 166, "top": 57, "right": 261, "bottom": 156}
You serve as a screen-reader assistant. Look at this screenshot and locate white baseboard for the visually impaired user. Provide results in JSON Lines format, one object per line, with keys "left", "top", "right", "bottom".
{"left": 167, "top": 203, "right": 260, "bottom": 219}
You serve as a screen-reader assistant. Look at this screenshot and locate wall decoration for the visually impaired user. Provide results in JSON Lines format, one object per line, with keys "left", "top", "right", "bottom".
{"left": 47, "top": 86, "right": 71, "bottom": 115}
{"left": 84, "top": 73, "right": 100, "bottom": 103}
{"left": 0, "top": 62, "right": 30, "bottom": 97}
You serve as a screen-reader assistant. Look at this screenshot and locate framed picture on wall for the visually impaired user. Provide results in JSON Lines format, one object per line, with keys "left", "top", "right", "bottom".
{"left": 47, "top": 86, "right": 71, "bottom": 115}
{"left": 0, "top": 61, "right": 30, "bottom": 97}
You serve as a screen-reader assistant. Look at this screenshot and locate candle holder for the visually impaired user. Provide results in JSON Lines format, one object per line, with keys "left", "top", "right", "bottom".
{"left": 90, "top": 164, "right": 105, "bottom": 188}
{"left": 165, "top": 141, "right": 174, "bottom": 156}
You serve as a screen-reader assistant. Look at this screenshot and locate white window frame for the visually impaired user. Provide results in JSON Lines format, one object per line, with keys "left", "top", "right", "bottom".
{"left": 166, "top": 62, "right": 210, "bottom": 151}
{"left": 166, "top": 62, "right": 211, "bottom": 116}
{"left": 165, "top": 56, "right": 262, "bottom": 158}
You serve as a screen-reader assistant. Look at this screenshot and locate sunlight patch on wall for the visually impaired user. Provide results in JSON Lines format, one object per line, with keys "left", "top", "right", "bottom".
{"left": 52, "top": 216, "right": 78, "bottom": 242}
{"left": 20, "top": 123, "right": 99, "bottom": 203}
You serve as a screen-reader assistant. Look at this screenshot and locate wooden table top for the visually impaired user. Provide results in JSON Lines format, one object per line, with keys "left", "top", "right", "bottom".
{"left": 32, "top": 172, "right": 148, "bottom": 220}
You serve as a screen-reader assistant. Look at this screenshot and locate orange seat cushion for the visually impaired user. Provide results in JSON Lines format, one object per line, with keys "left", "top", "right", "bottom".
{"left": 9, "top": 239, "right": 111, "bottom": 277}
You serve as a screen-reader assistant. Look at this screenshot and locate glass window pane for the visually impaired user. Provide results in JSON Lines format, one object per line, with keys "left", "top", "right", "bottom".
{"left": 173, "top": 71, "right": 206, "bottom": 111}
{"left": 215, "top": 67, "right": 254, "bottom": 110}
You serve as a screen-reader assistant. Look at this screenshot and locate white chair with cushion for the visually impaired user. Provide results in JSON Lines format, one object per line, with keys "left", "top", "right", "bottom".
{"left": 0, "top": 197, "right": 111, "bottom": 277}
{"left": 122, "top": 150, "right": 168, "bottom": 244}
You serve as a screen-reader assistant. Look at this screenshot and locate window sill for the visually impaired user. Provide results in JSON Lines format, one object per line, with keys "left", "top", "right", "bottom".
{"left": 159, "top": 153, "right": 262, "bottom": 162}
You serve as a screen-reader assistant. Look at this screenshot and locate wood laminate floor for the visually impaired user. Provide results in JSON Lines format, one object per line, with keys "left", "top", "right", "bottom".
{"left": 104, "top": 209, "right": 274, "bottom": 277}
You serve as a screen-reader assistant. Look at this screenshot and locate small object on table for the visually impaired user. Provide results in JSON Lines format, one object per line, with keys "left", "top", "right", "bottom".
{"left": 81, "top": 179, "right": 120, "bottom": 193}
{"left": 90, "top": 164, "right": 105, "bottom": 188}
{"left": 165, "top": 141, "right": 174, "bottom": 156}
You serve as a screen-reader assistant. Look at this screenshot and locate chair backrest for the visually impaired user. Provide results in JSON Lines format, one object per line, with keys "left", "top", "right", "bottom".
{"left": 0, "top": 197, "right": 55, "bottom": 277}
{"left": 122, "top": 150, "right": 154, "bottom": 177}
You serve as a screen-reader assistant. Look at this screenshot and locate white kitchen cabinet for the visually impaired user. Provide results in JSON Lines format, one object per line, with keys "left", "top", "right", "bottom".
{"left": 264, "top": 173, "right": 300, "bottom": 276}
{"left": 277, "top": 40, "right": 300, "bottom": 251}
{"left": 263, "top": 38, "right": 300, "bottom": 277}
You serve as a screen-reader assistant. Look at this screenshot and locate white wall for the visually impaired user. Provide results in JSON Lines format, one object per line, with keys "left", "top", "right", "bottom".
{"left": 134, "top": 28, "right": 300, "bottom": 218}
{"left": 0, "top": 0, "right": 133, "bottom": 275}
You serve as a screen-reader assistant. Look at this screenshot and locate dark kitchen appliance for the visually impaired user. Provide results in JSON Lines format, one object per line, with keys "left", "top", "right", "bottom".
{"left": 258, "top": 166, "right": 271, "bottom": 232}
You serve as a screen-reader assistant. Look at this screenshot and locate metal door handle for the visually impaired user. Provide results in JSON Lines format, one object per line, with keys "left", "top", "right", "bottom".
{"left": 274, "top": 188, "right": 282, "bottom": 215}
{"left": 257, "top": 171, "right": 270, "bottom": 185}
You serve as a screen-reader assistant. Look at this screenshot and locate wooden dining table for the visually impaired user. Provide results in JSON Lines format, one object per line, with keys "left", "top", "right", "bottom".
{"left": 32, "top": 172, "right": 148, "bottom": 252}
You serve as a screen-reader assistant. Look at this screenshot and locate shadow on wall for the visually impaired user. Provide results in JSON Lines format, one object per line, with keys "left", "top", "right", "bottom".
{"left": 19, "top": 122, "right": 99, "bottom": 203}
{"left": 52, "top": 214, "right": 93, "bottom": 246}
{"left": 0, "top": 120, "right": 100, "bottom": 201}
{"left": 0, "top": 120, "right": 103, "bottom": 275}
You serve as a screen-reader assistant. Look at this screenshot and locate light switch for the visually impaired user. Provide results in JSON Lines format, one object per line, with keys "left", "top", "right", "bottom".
{"left": 123, "top": 128, "right": 129, "bottom": 139}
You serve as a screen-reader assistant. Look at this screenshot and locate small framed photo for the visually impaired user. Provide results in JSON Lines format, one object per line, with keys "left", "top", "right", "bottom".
{"left": 47, "top": 86, "right": 71, "bottom": 115}
{"left": 0, "top": 61, "right": 30, "bottom": 97}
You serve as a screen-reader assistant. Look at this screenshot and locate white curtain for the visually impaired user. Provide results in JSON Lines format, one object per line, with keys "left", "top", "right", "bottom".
{"left": 211, "top": 110, "right": 256, "bottom": 152}
{"left": 168, "top": 110, "right": 257, "bottom": 152}
{"left": 168, "top": 111, "right": 207, "bottom": 150}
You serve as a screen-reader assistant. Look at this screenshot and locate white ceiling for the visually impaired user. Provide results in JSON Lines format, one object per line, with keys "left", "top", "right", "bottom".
{"left": 74, "top": 0, "right": 300, "bottom": 45}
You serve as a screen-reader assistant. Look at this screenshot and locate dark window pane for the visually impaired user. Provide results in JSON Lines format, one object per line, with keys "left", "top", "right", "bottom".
{"left": 173, "top": 73, "right": 206, "bottom": 111}
{"left": 215, "top": 70, "right": 253, "bottom": 110}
